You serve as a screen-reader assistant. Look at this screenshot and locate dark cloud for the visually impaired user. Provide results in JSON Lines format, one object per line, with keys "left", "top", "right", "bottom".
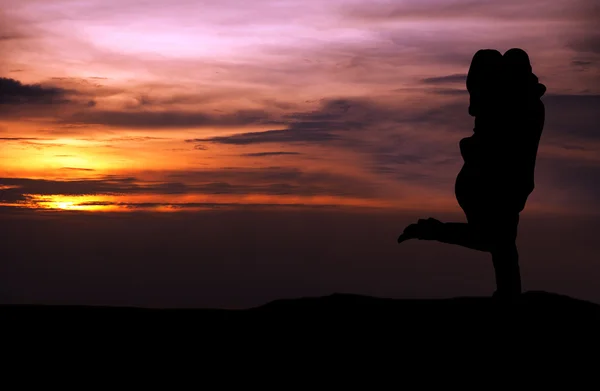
{"left": 19, "top": 140, "right": 67, "bottom": 149}
{"left": 184, "top": 98, "right": 363, "bottom": 145}
{"left": 241, "top": 152, "right": 302, "bottom": 157}
{"left": 0, "top": 177, "right": 140, "bottom": 198}
{"left": 125, "top": 91, "right": 247, "bottom": 108}
{"left": 572, "top": 60, "right": 593, "bottom": 66}
{"left": 0, "top": 186, "right": 27, "bottom": 203}
{"left": 0, "top": 34, "right": 23, "bottom": 40}
{"left": 68, "top": 201, "right": 346, "bottom": 210}
{"left": 569, "top": 33, "right": 600, "bottom": 55}
{"left": 186, "top": 97, "right": 466, "bottom": 147}
{"left": 0, "top": 137, "right": 68, "bottom": 149}
{"left": 542, "top": 94, "right": 600, "bottom": 140}
{"left": 430, "top": 88, "right": 469, "bottom": 96}
{"left": 0, "top": 9, "right": 32, "bottom": 43}
{"left": 165, "top": 167, "right": 381, "bottom": 198}
{"left": 421, "top": 74, "right": 467, "bottom": 84}
{"left": 49, "top": 77, "right": 107, "bottom": 89}
{"left": 323, "top": 0, "right": 599, "bottom": 76}
{"left": 106, "top": 136, "right": 168, "bottom": 142}
{"left": 0, "top": 77, "right": 117, "bottom": 119}
{"left": 188, "top": 128, "right": 341, "bottom": 145}
{"left": 342, "top": 0, "right": 595, "bottom": 22}
{"left": 60, "top": 167, "right": 96, "bottom": 172}
{"left": 0, "top": 167, "right": 381, "bottom": 204}
{"left": 65, "top": 108, "right": 279, "bottom": 129}
{"left": 362, "top": 136, "right": 461, "bottom": 188}
{"left": 535, "top": 156, "right": 600, "bottom": 211}
{"left": 562, "top": 145, "right": 588, "bottom": 151}
{"left": 0, "top": 77, "right": 69, "bottom": 105}
{"left": 0, "top": 137, "right": 46, "bottom": 141}
{"left": 38, "top": 124, "right": 93, "bottom": 136}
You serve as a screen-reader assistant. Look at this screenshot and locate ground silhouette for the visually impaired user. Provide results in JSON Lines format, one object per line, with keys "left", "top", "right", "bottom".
{"left": 5, "top": 293, "right": 597, "bottom": 381}
{"left": 4, "top": 290, "right": 599, "bottom": 323}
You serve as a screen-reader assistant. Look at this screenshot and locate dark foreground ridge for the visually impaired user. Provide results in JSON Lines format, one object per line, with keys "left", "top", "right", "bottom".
{"left": 3, "top": 291, "right": 600, "bottom": 325}
{"left": 5, "top": 291, "right": 600, "bottom": 360}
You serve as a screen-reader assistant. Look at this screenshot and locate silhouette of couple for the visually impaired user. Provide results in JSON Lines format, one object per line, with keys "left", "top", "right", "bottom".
{"left": 398, "top": 48, "right": 546, "bottom": 299}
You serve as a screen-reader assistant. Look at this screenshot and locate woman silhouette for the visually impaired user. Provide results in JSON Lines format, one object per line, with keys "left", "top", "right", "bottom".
{"left": 397, "top": 48, "right": 546, "bottom": 299}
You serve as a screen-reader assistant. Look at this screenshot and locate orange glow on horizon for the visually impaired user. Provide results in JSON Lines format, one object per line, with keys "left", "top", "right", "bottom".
{"left": 0, "top": 193, "right": 398, "bottom": 212}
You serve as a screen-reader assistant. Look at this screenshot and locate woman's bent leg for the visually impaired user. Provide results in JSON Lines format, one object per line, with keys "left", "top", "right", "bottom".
{"left": 398, "top": 215, "right": 492, "bottom": 252}
{"left": 434, "top": 222, "right": 492, "bottom": 252}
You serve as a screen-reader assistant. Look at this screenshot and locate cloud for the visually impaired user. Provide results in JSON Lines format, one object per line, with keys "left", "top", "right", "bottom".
{"left": 60, "top": 167, "right": 96, "bottom": 172}
{"left": 241, "top": 152, "right": 302, "bottom": 157}
{"left": 183, "top": 98, "right": 371, "bottom": 145}
{"left": 0, "top": 77, "right": 99, "bottom": 120}
{"left": 534, "top": 155, "right": 600, "bottom": 211}
{"left": 569, "top": 33, "right": 600, "bottom": 55}
{"left": 0, "top": 10, "right": 32, "bottom": 45}
{"left": 105, "top": 136, "right": 169, "bottom": 142}
{"left": 430, "top": 88, "right": 469, "bottom": 96}
{"left": 176, "top": 91, "right": 596, "bottom": 161}
{"left": 0, "top": 167, "right": 382, "bottom": 205}
{"left": 0, "top": 137, "right": 70, "bottom": 149}
{"left": 0, "top": 137, "right": 46, "bottom": 141}
{"left": 37, "top": 124, "right": 94, "bottom": 136}
{"left": 0, "top": 77, "right": 69, "bottom": 105}
{"left": 543, "top": 94, "right": 600, "bottom": 140}
{"left": 561, "top": 145, "right": 588, "bottom": 151}
{"left": 0, "top": 177, "right": 140, "bottom": 199}
{"left": 0, "top": 34, "right": 24, "bottom": 41}
{"left": 67, "top": 201, "right": 345, "bottom": 210}
{"left": 65, "top": 108, "right": 278, "bottom": 129}
{"left": 0, "top": 186, "right": 27, "bottom": 203}
{"left": 18, "top": 141, "right": 67, "bottom": 149}
{"left": 0, "top": 76, "right": 121, "bottom": 119}
{"left": 165, "top": 167, "right": 381, "bottom": 198}
{"left": 421, "top": 74, "right": 467, "bottom": 84}
{"left": 186, "top": 97, "right": 464, "bottom": 147}
{"left": 189, "top": 128, "right": 341, "bottom": 145}
{"left": 572, "top": 60, "right": 593, "bottom": 66}
{"left": 341, "top": 0, "right": 596, "bottom": 22}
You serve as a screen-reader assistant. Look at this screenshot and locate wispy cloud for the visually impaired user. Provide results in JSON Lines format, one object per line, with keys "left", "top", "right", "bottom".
{"left": 60, "top": 167, "right": 96, "bottom": 172}
{"left": 421, "top": 74, "right": 467, "bottom": 84}
{"left": 241, "top": 152, "right": 302, "bottom": 157}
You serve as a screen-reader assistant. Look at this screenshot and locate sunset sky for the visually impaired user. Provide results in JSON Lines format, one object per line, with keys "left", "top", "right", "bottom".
{"left": 1, "top": 0, "right": 599, "bottom": 307}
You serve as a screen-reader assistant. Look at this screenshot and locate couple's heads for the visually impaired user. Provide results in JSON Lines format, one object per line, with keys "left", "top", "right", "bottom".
{"left": 467, "top": 48, "right": 539, "bottom": 116}
{"left": 467, "top": 48, "right": 532, "bottom": 94}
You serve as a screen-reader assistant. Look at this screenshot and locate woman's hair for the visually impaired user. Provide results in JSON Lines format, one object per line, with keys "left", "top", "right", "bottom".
{"left": 466, "top": 49, "right": 503, "bottom": 117}
{"left": 503, "top": 48, "right": 546, "bottom": 99}
{"left": 503, "top": 48, "right": 532, "bottom": 78}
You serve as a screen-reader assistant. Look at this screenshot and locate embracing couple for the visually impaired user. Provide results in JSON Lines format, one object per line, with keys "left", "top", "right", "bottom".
{"left": 398, "top": 48, "right": 547, "bottom": 300}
